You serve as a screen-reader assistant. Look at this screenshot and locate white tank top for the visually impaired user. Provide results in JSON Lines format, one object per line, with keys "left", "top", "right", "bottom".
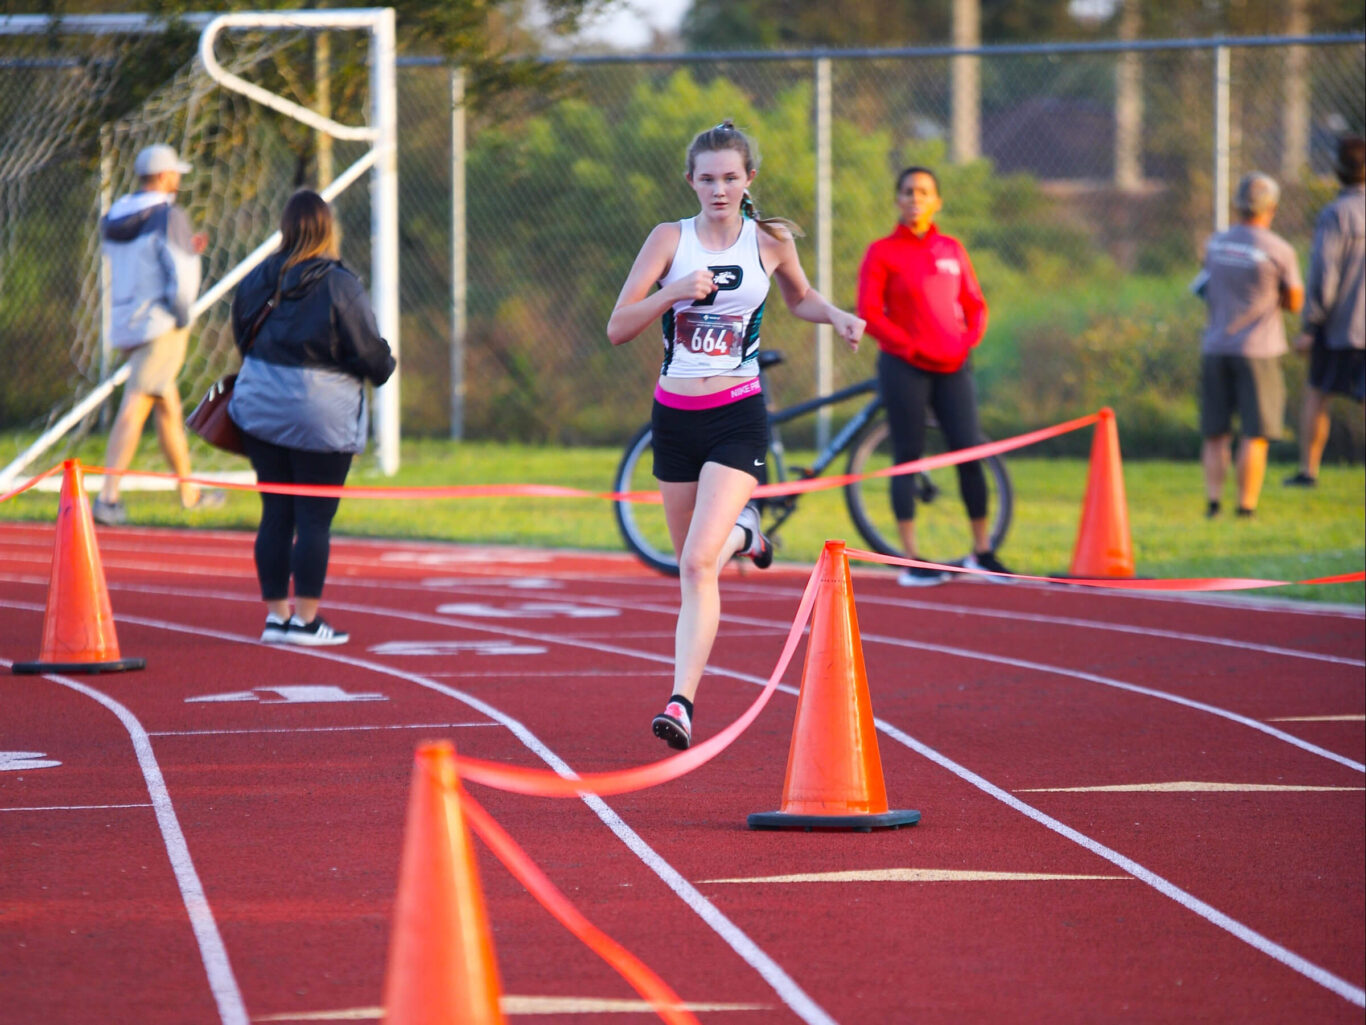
{"left": 657, "top": 216, "right": 770, "bottom": 378}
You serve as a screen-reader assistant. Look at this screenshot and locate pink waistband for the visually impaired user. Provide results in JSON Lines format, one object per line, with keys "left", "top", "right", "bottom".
{"left": 654, "top": 378, "right": 761, "bottom": 410}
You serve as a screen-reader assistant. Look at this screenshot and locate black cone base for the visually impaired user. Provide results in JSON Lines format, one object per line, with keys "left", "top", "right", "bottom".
{"left": 13, "top": 657, "right": 146, "bottom": 675}
{"left": 748, "top": 808, "right": 920, "bottom": 832}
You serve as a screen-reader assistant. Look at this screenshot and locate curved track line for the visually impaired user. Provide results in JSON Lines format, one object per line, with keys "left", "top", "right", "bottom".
{"left": 318, "top": 572, "right": 1366, "bottom": 668}
{"left": 469, "top": 587, "right": 1365, "bottom": 774}
{"left": 850, "top": 593, "right": 1366, "bottom": 668}
{"left": 873, "top": 716, "right": 1366, "bottom": 1007}
{"left": 0, "top": 601, "right": 839, "bottom": 1025}
{"left": 0, "top": 651, "right": 249, "bottom": 1025}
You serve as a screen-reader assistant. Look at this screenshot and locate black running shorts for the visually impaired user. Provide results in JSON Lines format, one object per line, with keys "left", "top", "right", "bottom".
{"left": 1309, "top": 342, "right": 1366, "bottom": 402}
{"left": 651, "top": 392, "right": 769, "bottom": 483}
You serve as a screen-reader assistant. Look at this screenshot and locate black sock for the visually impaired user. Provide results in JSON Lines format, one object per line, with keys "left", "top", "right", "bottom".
{"left": 739, "top": 526, "right": 754, "bottom": 553}
{"left": 668, "top": 694, "right": 694, "bottom": 719}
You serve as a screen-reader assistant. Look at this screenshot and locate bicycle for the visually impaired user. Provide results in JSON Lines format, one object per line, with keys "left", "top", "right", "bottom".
{"left": 613, "top": 350, "right": 1013, "bottom": 575}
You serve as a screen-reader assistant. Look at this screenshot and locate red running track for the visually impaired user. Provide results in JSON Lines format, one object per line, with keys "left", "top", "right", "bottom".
{"left": 0, "top": 521, "right": 1362, "bottom": 1024}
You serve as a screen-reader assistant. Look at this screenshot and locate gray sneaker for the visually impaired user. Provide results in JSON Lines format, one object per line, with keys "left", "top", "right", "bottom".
{"left": 898, "top": 564, "right": 948, "bottom": 587}
{"left": 92, "top": 498, "right": 127, "bottom": 526}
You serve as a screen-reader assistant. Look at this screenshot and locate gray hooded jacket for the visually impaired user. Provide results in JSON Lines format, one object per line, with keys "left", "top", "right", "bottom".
{"left": 100, "top": 191, "right": 202, "bottom": 348}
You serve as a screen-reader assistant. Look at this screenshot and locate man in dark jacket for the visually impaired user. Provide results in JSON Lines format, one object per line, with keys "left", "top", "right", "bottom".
{"left": 94, "top": 144, "right": 217, "bottom": 525}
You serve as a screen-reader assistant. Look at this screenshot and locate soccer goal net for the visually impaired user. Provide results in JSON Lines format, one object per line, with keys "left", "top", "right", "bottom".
{"left": 0, "top": 9, "right": 398, "bottom": 488}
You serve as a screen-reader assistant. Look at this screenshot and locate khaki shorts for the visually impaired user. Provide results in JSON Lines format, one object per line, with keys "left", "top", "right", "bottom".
{"left": 1200, "top": 354, "right": 1284, "bottom": 440}
{"left": 123, "top": 326, "right": 190, "bottom": 398}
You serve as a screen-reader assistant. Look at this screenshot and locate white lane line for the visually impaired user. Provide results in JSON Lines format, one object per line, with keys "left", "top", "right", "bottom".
{"left": 0, "top": 602, "right": 838, "bottom": 1025}
{"left": 1, "top": 803, "right": 153, "bottom": 812}
{"left": 1268, "top": 714, "right": 1364, "bottom": 722}
{"left": 702, "top": 869, "right": 1128, "bottom": 883}
{"left": 496, "top": 589, "right": 1366, "bottom": 775}
{"left": 847, "top": 592, "right": 1366, "bottom": 667}
{"left": 1019, "top": 782, "right": 1364, "bottom": 793}
{"left": 372, "top": 570, "right": 1366, "bottom": 661}
{"left": 84, "top": 578, "right": 1366, "bottom": 773}
{"left": 149, "top": 723, "right": 497, "bottom": 738}
{"left": 0, "top": 654, "right": 249, "bottom": 1025}
{"left": 874, "top": 716, "right": 1366, "bottom": 1008}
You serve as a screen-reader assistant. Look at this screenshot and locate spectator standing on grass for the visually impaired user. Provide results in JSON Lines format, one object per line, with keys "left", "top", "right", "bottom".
{"left": 94, "top": 143, "right": 220, "bottom": 526}
{"left": 1195, "top": 171, "right": 1303, "bottom": 518}
{"left": 856, "top": 165, "right": 1008, "bottom": 587}
{"left": 607, "top": 120, "right": 864, "bottom": 750}
{"left": 228, "top": 190, "right": 395, "bottom": 647}
{"left": 1285, "top": 136, "right": 1365, "bottom": 488}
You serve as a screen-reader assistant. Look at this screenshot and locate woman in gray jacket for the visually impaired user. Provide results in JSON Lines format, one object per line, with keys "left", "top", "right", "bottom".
{"left": 229, "top": 190, "right": 395, "bottom": 646}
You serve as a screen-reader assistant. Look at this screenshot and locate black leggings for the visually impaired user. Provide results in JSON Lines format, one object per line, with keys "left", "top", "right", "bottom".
{"left": 877, "top": 349, "right": 988, "bottom": 522}
{"left": 242, "top": 433, "right": 353, "bottom": 602}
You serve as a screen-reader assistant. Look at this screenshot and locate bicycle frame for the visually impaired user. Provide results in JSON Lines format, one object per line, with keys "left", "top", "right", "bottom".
{"left": 758, "top": 371, "right": 882, "bottom": 534}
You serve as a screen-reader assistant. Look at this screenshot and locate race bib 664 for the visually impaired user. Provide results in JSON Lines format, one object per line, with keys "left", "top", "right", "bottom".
{"left": 675, "top": 310, "right": 744, "bottom": 359}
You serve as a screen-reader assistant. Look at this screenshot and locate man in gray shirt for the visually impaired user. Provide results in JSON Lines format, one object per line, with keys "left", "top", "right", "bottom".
{"left": 1285, "top": 135, "right": 1365, "bottom": 487}
{"left": 1196, "top": 171, "right": 1303, "bottom": 518}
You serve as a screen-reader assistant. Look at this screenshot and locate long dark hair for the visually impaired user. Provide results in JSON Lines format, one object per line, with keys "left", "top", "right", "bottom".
{"left": 686, "top": 119, "right": 803, "bottom": 239}
{"left": 278, "top": 189, "right": 340, "bottom": 269}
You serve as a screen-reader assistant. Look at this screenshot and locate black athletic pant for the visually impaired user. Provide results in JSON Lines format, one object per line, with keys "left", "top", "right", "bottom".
{"left": 877, "top": 349, "right": 988, "bottom": 523}
{"left": 242, "top": 432, "right": 353, "bottom": 602}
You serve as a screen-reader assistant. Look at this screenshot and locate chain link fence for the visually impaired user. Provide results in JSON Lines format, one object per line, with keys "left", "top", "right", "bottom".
{"left": 2, "top": 29, "right": 1363, "bottom": 467}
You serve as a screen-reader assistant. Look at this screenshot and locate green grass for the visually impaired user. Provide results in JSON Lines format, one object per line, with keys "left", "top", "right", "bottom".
{"left": 2, "top": 436, "right": 1361, "bottom": 606}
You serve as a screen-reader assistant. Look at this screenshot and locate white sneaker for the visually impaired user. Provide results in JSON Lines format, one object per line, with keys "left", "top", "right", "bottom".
{"left": 735, "top": 502, "right": 774, "bottom": 569}
{"left": 284, "top": 615, "right": 349, "bottom": 646}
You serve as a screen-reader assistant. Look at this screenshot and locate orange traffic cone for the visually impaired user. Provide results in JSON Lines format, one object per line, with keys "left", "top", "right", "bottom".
{"left": 748, "top": 541, "right": 920, "bottom": 832}
{"left": 1068, "top": 408, "right": 1135, "bottom": 578}
{"left": 383, "top": 741, "right": 505, "bottom": 1025}
{"left": 12, "top": 460, "right": 144, "bottom": 675}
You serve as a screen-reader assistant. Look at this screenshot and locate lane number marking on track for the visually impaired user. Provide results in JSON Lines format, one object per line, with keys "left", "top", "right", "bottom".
{"left": 185, "top": 685, "right": 386, "bottom": 704}
{"left": 369, "top": 639, "right": 547, "bottom": 657}
{"left": 435, "top": 601, "right": 619, "bottom": 620}
{"left": 0, "top": 750, "right": 61, "bottom": 771}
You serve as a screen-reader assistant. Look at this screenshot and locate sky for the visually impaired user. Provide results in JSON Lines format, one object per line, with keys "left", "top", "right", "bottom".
{"left": 574, "top": 0, "right": 692, "bottom": 48}
{"left": 569, "top": 0, "right": 1119, "bottom": 51}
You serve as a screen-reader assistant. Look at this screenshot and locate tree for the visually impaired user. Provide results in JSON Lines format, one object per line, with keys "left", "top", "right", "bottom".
{"left": 13, "top": 0, "right": 623, "bottom": 113}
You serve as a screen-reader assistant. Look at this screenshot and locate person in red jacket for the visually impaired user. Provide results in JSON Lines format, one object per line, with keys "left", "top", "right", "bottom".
{"left": 857, "top": 166, "right": 1010, "bottom": 585}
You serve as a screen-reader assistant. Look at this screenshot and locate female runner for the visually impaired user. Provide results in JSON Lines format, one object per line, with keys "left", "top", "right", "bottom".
{"left": 607, "top": 120, "right": 864, "bottom": 750}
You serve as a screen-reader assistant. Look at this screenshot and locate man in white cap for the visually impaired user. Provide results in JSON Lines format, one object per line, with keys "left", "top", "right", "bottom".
{"left": 1195, "top": 171, "right": 1303, "bottom": 519}
{"left": 93, "top": 143, "right": 219, "bottom": 524}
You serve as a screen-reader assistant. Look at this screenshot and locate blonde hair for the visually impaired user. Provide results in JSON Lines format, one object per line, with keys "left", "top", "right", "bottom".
{"left": 278, "top": 189, "right": 340, "bottom": 268}
{"left": 685, "top": 120, "right": 803, "bottom": 239}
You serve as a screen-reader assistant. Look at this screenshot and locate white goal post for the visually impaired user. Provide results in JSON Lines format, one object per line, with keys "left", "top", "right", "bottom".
{"left": 0, "top": 8, "right": 400, "bottom": 489}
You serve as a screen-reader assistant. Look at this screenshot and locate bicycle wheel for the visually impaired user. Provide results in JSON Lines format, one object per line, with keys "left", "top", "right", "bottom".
{"left": 613, "top": 424, "right": 679, "bottom": 576}
{"left": 844, "top": 417, "right": 1012, "bottom": 560}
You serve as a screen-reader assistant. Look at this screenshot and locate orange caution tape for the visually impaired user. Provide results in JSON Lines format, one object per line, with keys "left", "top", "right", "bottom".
{"left": 843, "top": 546, "right": 1366, "bottom": 591}
{"left": 453, "top": 561, "right": 822, "bottom": 797}
{"left": 53, "top": 410, "right": 1105, "bottom": 505}
{"left": 459, "top": 791, "right": 701, "bottom": 1025}
{"left": 0, "top": 462, "right": 63, "bottom": 505}
{"left": 751, "top": 410, "right": 1103, "bottom": 500}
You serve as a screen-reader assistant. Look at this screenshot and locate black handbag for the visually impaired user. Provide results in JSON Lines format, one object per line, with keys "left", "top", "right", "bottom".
{"left": 186, "top": 270, "right": 283, "bottom": 454}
